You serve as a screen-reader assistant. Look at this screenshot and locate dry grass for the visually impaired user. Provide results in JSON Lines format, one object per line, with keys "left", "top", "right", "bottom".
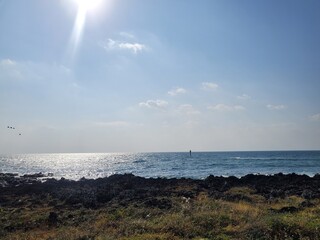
{"left": 1, "top": 188, "right": 320, "bottom": 240}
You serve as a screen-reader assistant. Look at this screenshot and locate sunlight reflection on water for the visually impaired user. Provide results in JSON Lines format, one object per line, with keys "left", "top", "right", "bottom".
{"left": 1, "top": 151, "right": 320, "bottom": 180}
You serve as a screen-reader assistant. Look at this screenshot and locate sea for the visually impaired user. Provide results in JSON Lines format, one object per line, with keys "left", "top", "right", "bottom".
{"left": 0, "top": 151, "right": 320, "bottom": 180}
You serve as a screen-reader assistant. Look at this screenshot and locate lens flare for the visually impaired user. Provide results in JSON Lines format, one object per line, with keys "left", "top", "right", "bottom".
{"left": 68, "top": 0, "right": 103, "bottom": 61}
{"left": 73, "top": 0, "right": 103, "bottom": 11}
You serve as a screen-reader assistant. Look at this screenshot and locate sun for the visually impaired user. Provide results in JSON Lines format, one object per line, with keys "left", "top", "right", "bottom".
{"left": 73, "top": 0, "right": 103, "bottom": 11}
{"left": 68, "top": 0, "right": 107, "bottom": 62}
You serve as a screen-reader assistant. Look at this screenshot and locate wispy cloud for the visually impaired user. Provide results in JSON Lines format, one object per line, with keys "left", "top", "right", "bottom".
{"left": 207, "top": 104, "right": 245, "bottom": 111}
{"left": 179, "top": 104, "right": 200, "bottom": 115}
{"left": 101, "top": 38, "right": 147, "bottom": 54}
{"left": 0, "top": 58, "right": 78, "bottom": 91}
{"left": 139, "top": 99, "right": 168, "bottom": 109}
{"left": 237, "top": 94, "right": 251, "bottom": 100}
{"left": 267, "top": 104, "right": 287, "bottom": 110}
{"left": 201, "top": 82, "right": 218, "bottom": 91}
{"left": 309, "top": 113, "right": 320, "bottom": 122}
{"left": 0, "top": 58, "right": 22, "bottom": 80}
{"left": 95, "top": 121, "right": 131, "bottom": 127}
{"left": 0, "top": 59, "right": 71, "bottom": 78}
{"left": 168, "top": 87, "right": 187, "bottom": 96}
{"left": 0, "top": 59, "right": 16, "bottom": 66}
{"left": 119, "top": 31, "right": 135, "bottom": 39}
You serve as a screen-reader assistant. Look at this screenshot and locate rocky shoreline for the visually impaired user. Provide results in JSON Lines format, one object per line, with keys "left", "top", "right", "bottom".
{"left": 1, "top": 172, "right": 320, "bottom": 239}
{"left": 1, "top": 172, "right": 320, "bottom": 209}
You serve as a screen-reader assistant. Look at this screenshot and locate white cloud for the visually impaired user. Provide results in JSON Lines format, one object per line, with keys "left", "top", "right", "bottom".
{"left": 139, "top": 99, "right": 168, "bottom": 109}
{"left": 309, "top": 113, "right": 320, "bottom": 122}
{"left": 168, "top": 87, "right": 187, "bottom": 96}
{"left": 201, "top": 82, "right": 218, "bottom": 91}
{"left": 101, "top": 38, "right": 147, "bottom": 54}
{"left": 207, "top": 104, "right": 246, "bottom": 111}
{"left": 237, "top": 94, "right": 251, "bottom": 100}
{"left": 267, "top": 104, "right": 287, "bottom": 110}
{"left": 179, "top": 104, "right": 200, "bottom": 115}
{"left": 118, "top": 42, "right": 146, "bottom": 53}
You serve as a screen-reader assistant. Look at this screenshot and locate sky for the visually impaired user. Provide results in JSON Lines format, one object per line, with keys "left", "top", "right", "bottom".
{"left": 0, "top": 0, "right": 319, "bottom": 153}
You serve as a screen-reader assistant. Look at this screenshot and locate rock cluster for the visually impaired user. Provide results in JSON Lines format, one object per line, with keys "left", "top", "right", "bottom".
{"left": 1, "top": 173, "right": 320, "bottom": 209}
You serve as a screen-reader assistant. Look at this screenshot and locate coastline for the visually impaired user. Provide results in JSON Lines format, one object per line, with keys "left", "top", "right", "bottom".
{"left": 1, "top": 173, "right": 320, "bottom": 239}
{"left": 1, "top": 172, "right": 320, "bottom": 200}
{"left": 2, "top": 151, "right": 320, "bottom": 180}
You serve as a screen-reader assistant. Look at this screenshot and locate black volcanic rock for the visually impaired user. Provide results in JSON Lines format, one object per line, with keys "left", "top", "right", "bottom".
{"left": 1, "top": 172, "right": 320, "bottom": 209}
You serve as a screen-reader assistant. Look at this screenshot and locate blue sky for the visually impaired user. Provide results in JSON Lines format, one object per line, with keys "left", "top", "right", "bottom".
{"left": 0, "top": 0, "right": 319, "bottom": 153}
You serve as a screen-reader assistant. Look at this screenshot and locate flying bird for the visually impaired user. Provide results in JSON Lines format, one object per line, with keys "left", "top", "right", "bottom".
{"left": 7, "top": 126, "right": 21, "bottom": 135}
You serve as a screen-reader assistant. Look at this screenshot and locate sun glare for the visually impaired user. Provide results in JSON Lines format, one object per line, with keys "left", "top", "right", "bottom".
{"left": 69, "top": 0, "right": 103, "bottom": 59}
{"left": 73, "top": 0, "right": 103, "bottom": 11}
{"left": 68, "top": 0, "right": 108, "bottom": 63}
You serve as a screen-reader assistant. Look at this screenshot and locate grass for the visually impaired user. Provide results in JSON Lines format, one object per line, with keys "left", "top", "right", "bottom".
{"left": 1, "top": 187, "right": 320, "bottom": 240}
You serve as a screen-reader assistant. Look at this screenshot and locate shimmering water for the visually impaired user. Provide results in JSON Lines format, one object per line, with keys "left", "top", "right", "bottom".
{"left": 0, "top": 151, "right": 320, "bottom": 180}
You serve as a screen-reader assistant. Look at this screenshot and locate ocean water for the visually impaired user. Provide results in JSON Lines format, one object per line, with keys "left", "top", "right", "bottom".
{"left": 0, "top": 151, "right": 320, "bottom": 180}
